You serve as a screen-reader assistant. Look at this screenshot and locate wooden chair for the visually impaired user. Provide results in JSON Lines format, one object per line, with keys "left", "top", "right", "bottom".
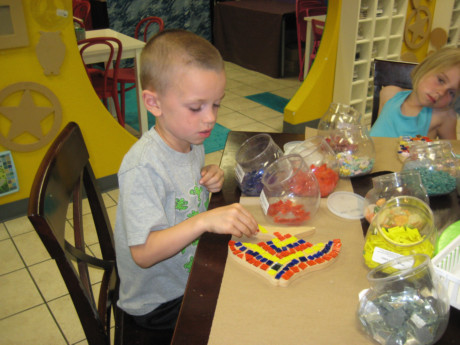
{"left": 110, "top": 16, "right": 165, "bottom": 122}
{"left": 79, "top": 37, "right": 124, "bottom": 126}
{"left": 372, "top": 59, "right": 417, "bottom": 125}
{"left": 295, "top": 0, "right": 327, "bottom": 81}
{"left": 27, "top": 121, "right": 174, "bottom": 345}
{"left": 308, "top": 19, "right": 325, "bottom": 69}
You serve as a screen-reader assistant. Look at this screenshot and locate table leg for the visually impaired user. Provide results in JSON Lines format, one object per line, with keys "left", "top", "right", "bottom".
{"left": 281, "top": 18, "right": 286, "bottom": 78}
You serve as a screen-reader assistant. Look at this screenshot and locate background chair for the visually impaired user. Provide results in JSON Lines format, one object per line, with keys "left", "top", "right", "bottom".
{"left": 372, "top": 59, "right": 417, "bottom": 125}
{"left": 308, "top": 19, "right": 325, "bottom": 70}
{"left": 111, "top": 16, "right": 165, "bottom": 122}
{"left": 28, "top": 121, "right": 174, "bottom": 345}
{"left": 79, "top": 37, "right": 124, "bottom": 126}
{"left": 295, "top": 0, "right": 327, "bottom": 81}
{"left": 73, "top": 0, "right": 92, "bottom": 29}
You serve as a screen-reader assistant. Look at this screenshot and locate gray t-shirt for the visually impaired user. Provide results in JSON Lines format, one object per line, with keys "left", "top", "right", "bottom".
{"left": 114, "top": 128, "right": 209, "bottom": 316}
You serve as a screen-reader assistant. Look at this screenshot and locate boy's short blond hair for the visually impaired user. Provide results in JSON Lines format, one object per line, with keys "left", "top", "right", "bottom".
{"left": 140, "top": 29, "right": 224, "bottom": 94}
{"left": 411, "top": 47, "right": 460, "bottom": 97}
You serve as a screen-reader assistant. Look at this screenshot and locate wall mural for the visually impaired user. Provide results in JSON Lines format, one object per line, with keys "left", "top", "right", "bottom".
{"left": 0, "top": 82, "right": 63, "bottom": 152}
{"left": 106, "top": 0, "right": 212, "bottom": 41}
{"left": 402, "top": 0, "right": 450, "bottom": 62}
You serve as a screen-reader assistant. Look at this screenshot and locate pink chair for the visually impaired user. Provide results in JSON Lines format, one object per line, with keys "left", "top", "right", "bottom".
{"left": 308, "top": 19, "right": 325, "bottom": 69}
{"left": 79, "top": 37, "right": 124, "bottom": 126}
{"left": 73, "top": 0, "right": 91, "bottom": 29}
{"left": 295, "top": 0, "right": 327, "bottom": 80}
{"left": 110, "top": 17, "right": 165, "bottom": 122}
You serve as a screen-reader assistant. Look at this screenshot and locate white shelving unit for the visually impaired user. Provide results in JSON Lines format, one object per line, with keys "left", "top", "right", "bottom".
{"left": 429, "top": 0, "right": 460, "bottom": 50}
{"left": 447, "top": 0, "right": 460, "bottom": 47}
{"left": 333, "top": 0, "right": 408, "bottom": 125}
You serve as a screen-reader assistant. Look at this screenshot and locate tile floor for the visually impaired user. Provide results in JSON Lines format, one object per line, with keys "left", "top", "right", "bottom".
{"left": 0, "top": 61, "right": 301, "bottom": 345}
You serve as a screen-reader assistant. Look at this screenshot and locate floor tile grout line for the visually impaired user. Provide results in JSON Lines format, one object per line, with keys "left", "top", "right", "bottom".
{"left": 3, "top": 235, "right": 71, "bottom": 344}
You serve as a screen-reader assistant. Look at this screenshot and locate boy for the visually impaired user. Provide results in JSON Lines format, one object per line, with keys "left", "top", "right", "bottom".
{"left": 114, "top": 30, "right": 258, "bottom": 334}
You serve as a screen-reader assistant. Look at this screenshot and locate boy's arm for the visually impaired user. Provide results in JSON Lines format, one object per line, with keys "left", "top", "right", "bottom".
{"left": 130, "top": 203, "right": 258, "bottom": 268}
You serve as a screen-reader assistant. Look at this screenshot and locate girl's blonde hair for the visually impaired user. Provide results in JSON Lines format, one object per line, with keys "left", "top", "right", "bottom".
{"left": 411, "top": 47, "right": 460, "bottom": 97}
{"left": 140, "top": 29, "right": 224, "bottom": 94}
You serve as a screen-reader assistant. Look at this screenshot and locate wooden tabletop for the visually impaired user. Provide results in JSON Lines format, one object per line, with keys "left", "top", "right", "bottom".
{"left": 171, "top": 131, "right": 460, "bottom": 345}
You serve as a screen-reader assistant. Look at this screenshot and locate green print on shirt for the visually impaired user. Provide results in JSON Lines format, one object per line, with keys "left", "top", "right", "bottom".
{"left": 175, "top": 198, "right": 188, "bottom": 211}
{"left": 190, "top": 184, "right": 203, "bottom": 208}
{"left": 184, "top": 255, "right": 194, "bottom": 272}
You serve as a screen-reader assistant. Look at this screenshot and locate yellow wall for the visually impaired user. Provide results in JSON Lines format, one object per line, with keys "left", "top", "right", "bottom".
{"left": 401, "top": 0, "right": 437, "bottom": 62}
{"left": 283, "top": 0, "right": 341, "bottom": 126}
{"left": 0, "top": 0, "right": 137, "bottom": 207}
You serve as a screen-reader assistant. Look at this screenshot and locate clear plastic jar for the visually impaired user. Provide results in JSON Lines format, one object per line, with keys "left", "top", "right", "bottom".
{"left": 363, "top": 171, "right": 429, "bottom": 223}
{"left": 317, "top": 102, "right": 363, "bottom": 137}
{"left": 402, "top": 141, "right": 457, "bottom": 196}
{"left": 290, "top": 136, "right": 339, "bottom": 197}
{"left": 358, "top": 254, "right": 450, "bottom": 345}
{"left": 260, "top": 154, "right": 320, "bottom": 225}
{"left": 363, "top": 196, "right": 436, "bottom": 269}
{"left": 327, "top": 124, "right": 375, "bottom": 178}
{"left": 235, "top": 134, "right": 283, "bottom": 196}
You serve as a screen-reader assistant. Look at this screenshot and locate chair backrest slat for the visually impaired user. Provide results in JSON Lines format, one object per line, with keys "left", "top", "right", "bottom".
{"left": 28, "top": 122, "right": 116, "bottom": 345}
{"left": 372, "top": 59, "right": 417, "bottom": 125}
{"left": 135, "top": 16, "right": 165, "bottom": 42}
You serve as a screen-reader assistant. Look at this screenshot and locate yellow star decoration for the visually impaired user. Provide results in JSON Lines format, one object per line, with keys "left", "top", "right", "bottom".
{"left": 407, "top": 12, "right": 428, "bottom": 43}
{"left": 0, "top": 89, "right": 54, "bottom": 140}
{"left": 404, "top": 6, "right": 431, "bottom": 49}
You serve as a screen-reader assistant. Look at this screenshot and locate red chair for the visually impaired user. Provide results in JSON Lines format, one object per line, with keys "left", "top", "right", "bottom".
{"left": 73, "top": 0, "right": 91, "bottom": 29}
{"left": 295, "top": 0, "right": 327, "bottom": 80}
{"left": 79, "top": 37, "right": 124, "bottom": 126}
{"left": 110, "top": 17, "right": 165, "bottom": 123}
{"left": 308, "top": 19, "right": 325, "bottom": 69}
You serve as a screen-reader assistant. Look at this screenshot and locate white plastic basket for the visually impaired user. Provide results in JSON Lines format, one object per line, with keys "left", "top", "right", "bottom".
{"left": 432, "top": 236, "right": 460, "bottom": 310}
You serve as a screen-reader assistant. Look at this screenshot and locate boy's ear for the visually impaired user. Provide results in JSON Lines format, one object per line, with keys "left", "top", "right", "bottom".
{"left": 142, "top": 90, "right": 162, "bottom": 117}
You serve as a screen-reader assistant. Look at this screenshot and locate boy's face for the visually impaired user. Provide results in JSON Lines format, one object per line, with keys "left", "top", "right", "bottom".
{"left": 146, "top": 66, "right": 226, "bottom": 153}
{"left": 415, "top": 66, "right": 460, "bottom": 109}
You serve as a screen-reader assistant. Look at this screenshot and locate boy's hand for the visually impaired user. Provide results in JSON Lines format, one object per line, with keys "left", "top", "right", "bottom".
{"left": 203, "top": 203, "right": 258, "bottom": 238}
{"left": 200, "top": 164, "right": 224, "bottom": 193}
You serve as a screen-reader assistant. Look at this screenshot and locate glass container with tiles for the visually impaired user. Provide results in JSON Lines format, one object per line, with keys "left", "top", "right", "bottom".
{"left": 235, "top": 133, "right": 283, "bottom": 196}
{"left": 363, "top": 170, "right": 429, "bottom": 223}
{"left": 317, "top": 102, "right": 363, "bottom": 136}
{"left": 358, "top": 254, "right": 450, "bottom": 345}
{"left": 402, "top": 141, "right": 458, "bottom": 196}
{"left": 325, "top": 124, "right": 375, "bottom": 178}
{"left": 289, "top": 136, "right": 339, "bottom": 197}
{"left": 260, "top": 154, "right": 320, "bottom": 226}
{"left": 363, "top": 196, "right": 436, "bottom": 269}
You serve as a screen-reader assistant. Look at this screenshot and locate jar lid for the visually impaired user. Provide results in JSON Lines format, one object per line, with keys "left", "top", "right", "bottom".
{"left": 327, "top": 191, "right": 365, "bottom": 219}
{"left": 283, "top": 141, "right": 303, "bottom": 154}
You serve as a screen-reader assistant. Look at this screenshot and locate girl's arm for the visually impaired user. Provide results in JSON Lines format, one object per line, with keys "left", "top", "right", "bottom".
{"left": 432, "top": 109, "right": 457, "bottom": 140}
{"left": 378, "top": 86, "right": 403, "bottom": 115}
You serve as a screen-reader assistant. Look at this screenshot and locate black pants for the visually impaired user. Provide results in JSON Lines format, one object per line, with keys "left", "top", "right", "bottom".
{"left": 133, "top": 296, "right": 183, "bottom": 331}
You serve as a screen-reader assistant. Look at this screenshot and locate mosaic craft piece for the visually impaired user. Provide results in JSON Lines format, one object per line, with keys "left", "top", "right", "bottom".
{"left": 229, "top": 232, "right": 341, "bottom": 287}
{"left": 397, "top": 135, "right": 432, "bottom": 162}
{"left": 256, "top": 223, "right": 315, "bottom": 240}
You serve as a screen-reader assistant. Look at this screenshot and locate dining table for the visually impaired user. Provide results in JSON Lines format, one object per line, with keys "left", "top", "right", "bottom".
{"left": 171, "top": 130, "right": 460, "bottom": 344}
{"left": 213, "top": 0, "right": 296, "bottom": 78}
{"left": 79, "top": 28, "right": 148, "bottom": 134}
